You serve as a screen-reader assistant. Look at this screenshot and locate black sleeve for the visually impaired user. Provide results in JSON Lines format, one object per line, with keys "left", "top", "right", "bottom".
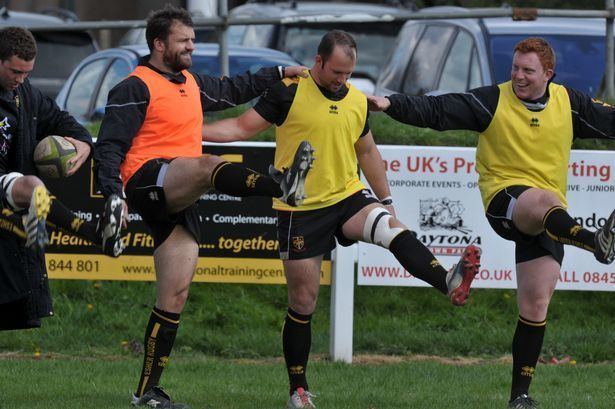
{"left": 253, "top": 80, "right": 295, "bottom": 126}
{"left": 567, "top": 87, "right": 615, "bottom": 140}
{"left": 34, "top": 88, "right": 93, "bottom": 150}
{"left": 384, "top": 85, "right": 499, "bottom": 133}
{"left": 94, "top": 76, "right": 148, "bottom": 198}
{"left": 192, "top": 66, "right": 281, "bottom": 112}
{"left": 360, "top": 107, "right": 370, "bottom": 137}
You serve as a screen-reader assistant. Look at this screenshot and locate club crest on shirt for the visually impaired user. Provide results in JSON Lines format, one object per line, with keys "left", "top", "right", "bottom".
{"left": 292, "top": 236, "right": 305, "bottom": 251}
{"left": 246, "top": 173, "right": 260, "bottom": 188}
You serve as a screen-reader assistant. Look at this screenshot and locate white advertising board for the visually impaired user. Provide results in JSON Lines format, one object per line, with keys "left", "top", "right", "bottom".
{"left": 358, "top": 146, "right": 615, "bottom": 291}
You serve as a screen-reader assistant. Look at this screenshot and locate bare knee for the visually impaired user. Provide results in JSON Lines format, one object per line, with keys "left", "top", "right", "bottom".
{"left": 158, "top": 284, "right": 190, "bottom": 313}
{"left": 289, "top": 288, "right": 318, "bottom": 315}
{"left": 11, "top": 175, "right": 45, "bottom": 208}
{"left": 529, "top": 190, "right": 561, "bottom": 219}
{"left": 514, "top": 189, "right": 562, "bottom": 234}
{"left": 518, "top": 295, "right": 551, "bottom": 322}
{"left": 197, "top": 154, "right": 225, "bottom": 186}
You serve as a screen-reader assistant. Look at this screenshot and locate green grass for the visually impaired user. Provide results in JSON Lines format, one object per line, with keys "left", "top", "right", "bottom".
{"left": 41, "top": 93, "right": 615, "bottom": 409}
{"left": 1, "top": 281, "right": 613, "bottom": 363}
{"left": 1, "top": 354, "right": 613, "bottom": 409}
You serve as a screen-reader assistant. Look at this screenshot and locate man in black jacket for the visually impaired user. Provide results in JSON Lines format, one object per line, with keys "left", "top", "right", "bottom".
{"left": 94, "top": 6, "right": 311, "bottom": 408}
{"left": 368, "top": 37, "right": 615, "bottom": 409}
{"left": 0, "top": 27, "right": 125, "bottom": 331}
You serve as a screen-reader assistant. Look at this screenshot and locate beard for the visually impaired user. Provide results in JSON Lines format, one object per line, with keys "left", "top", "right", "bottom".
{"left": 163, "top": 49, "right": 192, "bottom": 72}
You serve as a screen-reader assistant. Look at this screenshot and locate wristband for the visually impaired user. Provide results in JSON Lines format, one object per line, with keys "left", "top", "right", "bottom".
{"left": 380, "top": 196, "right": 393, "bottom": 206}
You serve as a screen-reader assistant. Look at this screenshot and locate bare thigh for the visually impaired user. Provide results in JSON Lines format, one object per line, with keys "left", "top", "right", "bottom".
{"left": 163, "top": 155, "right": 225, "bottom": 214}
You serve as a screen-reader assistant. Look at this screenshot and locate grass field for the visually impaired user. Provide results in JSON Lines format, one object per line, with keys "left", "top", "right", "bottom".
{"left": 1, "top": 282, "right": 614, "bottom": 408}
{"left": 1, "top": 353, "right": 614, "bottom": 409}
{"left": 6, "top": 113, "right": 614, "bottom": 408}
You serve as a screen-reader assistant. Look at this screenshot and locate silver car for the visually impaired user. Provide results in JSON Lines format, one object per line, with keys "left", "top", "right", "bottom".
{"left": 55, "top": 44, "right": 300, "bottom": 125}
{"left": 376, "top": 6, "right": 611, "bottom": 97}
{"left": 228, "top": 1, "right": 413, "bottom": 94}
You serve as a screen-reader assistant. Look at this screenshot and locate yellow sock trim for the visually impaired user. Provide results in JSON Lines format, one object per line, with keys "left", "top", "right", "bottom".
{"left": 287, "top": 312, "right": 310, "bottom": 325}
{"left": 519, "top": 315, "right": 546, "bottom": 327}
{"left": 152, "top": 309, "right": 180, "bottom": 325}
{"left": 210, "top": 161, "right": 231, "bottom": 187}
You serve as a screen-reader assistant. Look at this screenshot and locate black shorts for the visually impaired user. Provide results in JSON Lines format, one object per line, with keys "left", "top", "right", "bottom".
{"left": 276, "top": 189, "right": 380, "bottom": 260}
{"left": 125, "top": 158, "right": 200, "bottom": 248}
{"left": 486, "top": 185, "right": 564, "bottom": 265}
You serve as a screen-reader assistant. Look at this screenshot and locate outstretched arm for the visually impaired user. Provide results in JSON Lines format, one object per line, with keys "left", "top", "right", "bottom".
{"left": 202, "top": 108, "right": 273, "bottom": 142}
{"left": 355, "top": 131, "right": 395, "bottom": 216}
{"left": 366, "top": 95, "right": 391, "bottom": 112}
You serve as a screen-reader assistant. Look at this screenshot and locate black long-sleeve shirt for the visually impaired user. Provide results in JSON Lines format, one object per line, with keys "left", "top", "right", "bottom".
{"left": 94, "top": 58, "right": 283, "bottom": 198}
{"left": 385, "top": 84, "right": 615, "bottom": 139}
{"left": 0, "top": 79, "right": 91, "bottom": 324}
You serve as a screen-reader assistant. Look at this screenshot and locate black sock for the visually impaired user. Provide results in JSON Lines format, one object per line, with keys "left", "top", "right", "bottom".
{"left": 389, "top": 230, "right": 448, "bottom": 294}
{"left": 211, "top": 162, "right": 282, "bottom": 197}
{"left": 283, "top": 308, "right": 312, "bottom": 394}
{"left": 543, "top": 206, "right": 595, "bottom": 252}
{"left": 136, "top": 307, "right": 180, "bottom": 397}
{"left": 510, "top": 315, "right": 546, "bottom": 401}
{"left": 47, "top": 195, "right": 98, "bottom": 243}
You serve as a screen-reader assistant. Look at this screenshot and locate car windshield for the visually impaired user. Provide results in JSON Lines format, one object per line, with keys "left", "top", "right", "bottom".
{"left": 191, "top": 54, "right": 296, "bottom": 76}
{"left": 282, "top": 23, "right": 402, "bottom": 81}
{"left": 30, "top": 31, "right": 97, "bottom": 79}
{"left": 490, "top": 34, "right": 604, "bottom": 96}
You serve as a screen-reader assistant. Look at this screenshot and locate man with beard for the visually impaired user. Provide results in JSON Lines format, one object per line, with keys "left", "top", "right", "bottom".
{"left": 367, "top": 37, "right": 615, "bottom": 408}
{"left": 94, "top": 5, "right": 311, "bottom": 408}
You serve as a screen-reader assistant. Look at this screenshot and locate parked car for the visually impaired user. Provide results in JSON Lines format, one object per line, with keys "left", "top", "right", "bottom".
{"left": 117, "top": 10, "right": 219, "bottom": 46}
{"left": 0, "top": 9, "right": 98, "bottom": 98}
{"left": 228, "top": 1, "right": 412, "bottom": 94}
{"left": 55, "top": 44, "right": 300, "bottom": 125}
{"left": 376, "top": 6, "right": 611, "bottom": 98}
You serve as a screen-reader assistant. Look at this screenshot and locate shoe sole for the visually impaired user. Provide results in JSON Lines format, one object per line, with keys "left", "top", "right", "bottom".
{"left": 596, "top": 210, "right": 615, "bottom": 264}
{"left": 448, "top": 245, "right": 481, "bottom": 306}
{"left": 102, "top": 195, "right": 125, "bottom": 257}
{"left": 285, "top": 141, "right": 315, "bottom": 207}
{"left": 25, "top": 186, "right": 50, "bottom": 249}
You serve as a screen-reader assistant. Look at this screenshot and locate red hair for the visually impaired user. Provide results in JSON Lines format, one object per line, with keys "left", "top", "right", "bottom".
{"left": 514, "top": 37, "right": 556, "bottom": 71}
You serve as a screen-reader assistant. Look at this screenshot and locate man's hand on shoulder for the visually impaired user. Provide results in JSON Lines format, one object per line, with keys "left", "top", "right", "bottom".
{"left": 283, "top": 66, "right": 309, "bottom": 78}
{"left": 367, "top": 95, "right": 391, "bottom": 112}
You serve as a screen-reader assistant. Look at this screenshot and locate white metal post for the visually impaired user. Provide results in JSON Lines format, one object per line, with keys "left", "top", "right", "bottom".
{"left": 329, "top": 243, "right": 356, "bottom": 363}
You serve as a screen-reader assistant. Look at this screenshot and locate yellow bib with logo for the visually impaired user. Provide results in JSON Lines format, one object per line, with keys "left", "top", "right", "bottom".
{"left": 273, "top": 75, "right": 367, "bottom": 211}
{"left": 477, "top": 81, "right": 573, "bottom": 209}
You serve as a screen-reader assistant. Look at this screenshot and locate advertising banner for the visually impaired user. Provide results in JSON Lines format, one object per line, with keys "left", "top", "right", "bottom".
{"left": 40, "top": 143, "right": 330, "bottom": 284}
{"left": 358, "top": 146, "right": 615, "bottom": 291}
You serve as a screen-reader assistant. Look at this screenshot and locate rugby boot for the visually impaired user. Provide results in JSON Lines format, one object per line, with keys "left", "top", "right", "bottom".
{"left": 96, "top": 194, "right": 125, "bottom": 257}
{"left": 508, "top": 394, "right": 539, "bottom": 409}
{"left": 23, "top": 185, "right": 51, "bottom": 250}
{"left": 287, "top": 387, "right": 316, "bottom": 408}
{"left": 594, "top": 208, "right": 615, "bottom": 264}
{"left": 271, "top": 140, "right": 315, "bottom": 207}
{"left": 446, "top": 244, "right": 481, "bottom": 306}
{"left": 132, "top": 386, "right": 190, "bottom": 409}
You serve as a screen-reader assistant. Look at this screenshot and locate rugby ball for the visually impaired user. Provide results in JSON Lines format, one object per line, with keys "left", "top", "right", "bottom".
{"left": 33, "top": 135, "right": 77, "bottom": 178}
